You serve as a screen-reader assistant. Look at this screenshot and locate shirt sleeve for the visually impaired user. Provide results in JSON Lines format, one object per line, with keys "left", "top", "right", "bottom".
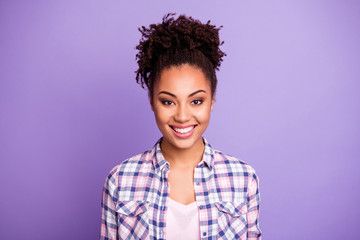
{"left": 246, "top": 171, "right": 262, "bottom": 239}
{"left": 100, "top": 166, "right": 119, "bottom": 240}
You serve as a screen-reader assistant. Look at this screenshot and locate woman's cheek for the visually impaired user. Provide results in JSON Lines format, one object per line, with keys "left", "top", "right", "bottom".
{"left": 156, "top": 106, "right": 172, "bottom": 122}
{"left": 195, "top": 106, "right": 211, "bottom": 122}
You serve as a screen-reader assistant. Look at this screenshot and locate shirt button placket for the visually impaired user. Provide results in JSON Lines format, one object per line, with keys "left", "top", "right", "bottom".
{"left": 160, "top": 230, "right": 164, "bottom": 239}
{"left": 195, "top": 169, "right": 206, "bottom": 238}
{"left": 199, "top": 204, "right": 206, "bottom": 238}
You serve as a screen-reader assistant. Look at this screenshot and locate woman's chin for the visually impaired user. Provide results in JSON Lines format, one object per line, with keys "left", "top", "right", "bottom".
{"left": 162, "top": 135, "right": 203, "bottom": 151}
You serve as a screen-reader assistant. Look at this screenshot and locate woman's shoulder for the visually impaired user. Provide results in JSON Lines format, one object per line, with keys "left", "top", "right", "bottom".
{"left": 107, "top": 148, "right": 155, "bottom": 178}
{"left": 212, "top": 148, "right": 258, "bottom": 176}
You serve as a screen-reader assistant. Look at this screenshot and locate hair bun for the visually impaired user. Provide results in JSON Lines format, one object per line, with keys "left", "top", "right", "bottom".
{"left": 135, "top": 13, "right": 226, "bottom": 96}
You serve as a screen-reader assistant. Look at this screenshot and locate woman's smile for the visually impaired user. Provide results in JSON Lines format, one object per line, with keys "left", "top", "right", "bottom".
{"left": 170, "top": 125, "right": 197, "bottom": 138}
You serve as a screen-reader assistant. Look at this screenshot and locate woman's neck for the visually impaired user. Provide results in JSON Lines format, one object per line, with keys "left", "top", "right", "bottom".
{"left": 160, "top": 138, "right": 205, "bottom": 170}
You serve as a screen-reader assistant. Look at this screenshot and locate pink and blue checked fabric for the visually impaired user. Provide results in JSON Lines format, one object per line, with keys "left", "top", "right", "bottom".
{"left": 101, "top": 138, "right": 261, "bottom": 240}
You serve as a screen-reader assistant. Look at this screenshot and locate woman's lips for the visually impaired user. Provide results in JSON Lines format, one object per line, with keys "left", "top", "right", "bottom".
{"left": 170, "top": 125, "right": 197, "bottom": 138}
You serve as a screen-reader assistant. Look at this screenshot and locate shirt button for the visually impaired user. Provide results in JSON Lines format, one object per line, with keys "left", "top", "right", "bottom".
{"left": 199, "top": 205, "right": 204, "bottom": 210}
{"left": 202, "top": 232, "right": 207, "bottom": 236}
{"left": 196, "top": 181, "right": 200, "bottom": 186}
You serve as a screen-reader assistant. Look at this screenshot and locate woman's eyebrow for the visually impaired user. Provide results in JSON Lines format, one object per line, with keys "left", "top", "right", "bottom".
{"left": 158, "top": 91, "right": 176, "bottom": 97}
{"left": 189, "top": 90, "right": 206, "bottom": 97}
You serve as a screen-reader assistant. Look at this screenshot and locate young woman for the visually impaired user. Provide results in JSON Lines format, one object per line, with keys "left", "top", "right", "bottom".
{"left": 101, "top": 13, "right": 261, "bottom": 240}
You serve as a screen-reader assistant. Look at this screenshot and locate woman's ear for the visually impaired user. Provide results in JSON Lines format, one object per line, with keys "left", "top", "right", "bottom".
{"left": 149, "top": 93, "right": 154, "bottom": 112}
{"left": 210, "top": 98, "right": 215, "bottom": 111}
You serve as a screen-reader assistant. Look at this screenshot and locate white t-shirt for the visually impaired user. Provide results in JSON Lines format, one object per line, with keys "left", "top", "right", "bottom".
{"left": 165, "top": 198, "right": 200, "bottom": 240}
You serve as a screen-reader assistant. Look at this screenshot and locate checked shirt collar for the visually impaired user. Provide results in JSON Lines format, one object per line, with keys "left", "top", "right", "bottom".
{"left": 152, "top": 137, "right": 214, "bottom": 177}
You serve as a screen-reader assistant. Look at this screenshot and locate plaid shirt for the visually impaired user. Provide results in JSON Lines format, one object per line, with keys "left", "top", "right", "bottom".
{"left": 101, "top": 138, "right": 261, "bottom": 240}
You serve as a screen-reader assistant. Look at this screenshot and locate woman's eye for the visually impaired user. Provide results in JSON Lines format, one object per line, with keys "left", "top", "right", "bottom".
{"left": 192, "top": 99, "right": 203, "bottom": 105}
{"left": 161, "top": 100, "right": 174, "bottom": 105}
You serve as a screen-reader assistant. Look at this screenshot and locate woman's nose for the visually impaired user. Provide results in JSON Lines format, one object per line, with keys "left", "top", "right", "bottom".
{"left": 174, "top": 104, "right": 190, "bottom": 123}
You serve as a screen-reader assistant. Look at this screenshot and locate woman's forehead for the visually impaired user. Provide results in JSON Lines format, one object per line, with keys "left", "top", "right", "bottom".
{"left": 155, "top": 65, "right": 211, "bottom": 93}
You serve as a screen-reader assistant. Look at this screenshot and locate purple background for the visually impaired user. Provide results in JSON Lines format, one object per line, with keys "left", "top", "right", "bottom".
{"left": 1, "top": 0, "right": 359, "bottom": 239}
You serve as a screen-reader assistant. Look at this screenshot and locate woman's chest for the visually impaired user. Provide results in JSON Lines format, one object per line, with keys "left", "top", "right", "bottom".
{"left": 116, "top": 172, "right": 249, "bottom": 239}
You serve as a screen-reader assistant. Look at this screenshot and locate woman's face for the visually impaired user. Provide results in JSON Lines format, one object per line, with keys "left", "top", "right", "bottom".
{"left": 151, "top": 64, "right": 214, "bottom": 151}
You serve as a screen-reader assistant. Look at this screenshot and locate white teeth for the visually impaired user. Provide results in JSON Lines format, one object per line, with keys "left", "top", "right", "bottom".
{"left": 173, "top": 126, "right": 195, "bottom": 134}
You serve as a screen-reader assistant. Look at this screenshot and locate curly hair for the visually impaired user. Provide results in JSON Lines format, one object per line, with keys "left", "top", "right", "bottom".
{"left": 135, "top": 13, "right": 226, "bottom": 98}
